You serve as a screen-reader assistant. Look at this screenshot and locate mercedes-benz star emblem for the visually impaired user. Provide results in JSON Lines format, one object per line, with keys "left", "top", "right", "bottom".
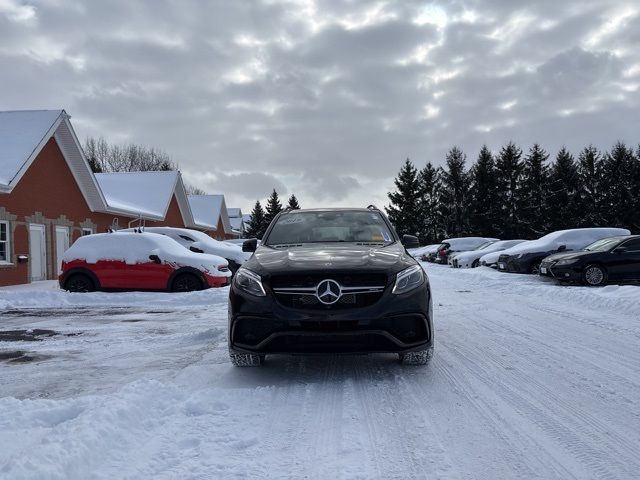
{"left": 316, "top": 279, "right": 341, "bottom": 304}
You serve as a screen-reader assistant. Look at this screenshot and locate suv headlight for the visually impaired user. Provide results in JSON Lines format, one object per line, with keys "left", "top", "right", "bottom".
{"left": 234, "top": 269, "right": 265, "bottom": 296}
{"left": 392, "top": 265, "right": 424, "bottom": 294}
{"left": 554, "top": 258, "right": 578, "bottom": 266}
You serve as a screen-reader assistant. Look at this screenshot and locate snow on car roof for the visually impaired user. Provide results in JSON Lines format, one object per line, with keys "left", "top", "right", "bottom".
{"left": 63, "top": 232, "right": 227, "bottom": 266}
{"left": 0, "top": 110, "right": 63, "bottom": 185}
{"left": 95, "top": 171, "right": 179, "bottom": 219}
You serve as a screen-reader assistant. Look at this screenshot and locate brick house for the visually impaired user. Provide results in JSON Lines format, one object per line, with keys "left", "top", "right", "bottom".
{"left": 0, "top": 110, "right": 213, "bottom": 287}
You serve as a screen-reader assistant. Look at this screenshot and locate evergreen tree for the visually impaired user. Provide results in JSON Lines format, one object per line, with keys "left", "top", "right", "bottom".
{"left": 287, "top": 194, "right": 301, "bottom": 210}
{"left": 600, "top": 142, "right": 636, "bottom": 230}
{"left": 438, "top": 147, "right": 470, "bottom": 237}
{"left": 576, "top": 145, "right": 604, "bottom": 227}
{"left": 519, "top": 144, "right": 550, "bottom": 237}
{"left": 468, "top": 145, "right": 499, "bottom": 237}
{"left": 245, "top": 200, "right": 267, "bottom": 239}
{"left": 386, "top": 159, "right": 423, "bottom": 238}
{"left": 417, "top": 162, "right": 443, "bottom": 244}
{"left": 494, "top": 142, "right": 524, "bottom": 238}
{"left": 548, "top": 147, "right": 581, "bottom": 231}
{"left": 264, "top": 189, "right": 283, "bottom": 230}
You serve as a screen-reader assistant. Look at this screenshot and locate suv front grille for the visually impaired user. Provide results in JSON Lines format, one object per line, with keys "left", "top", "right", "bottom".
{"left": 270, "top": 273, "right": 388, "bottom": 310}
{"left": 270, "top": 273, "right": 387, "bottom": 289}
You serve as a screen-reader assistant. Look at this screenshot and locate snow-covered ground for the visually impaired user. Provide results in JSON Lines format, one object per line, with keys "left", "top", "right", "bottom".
{"left": 1, "top": 267, "right": 639, "bottom": 479}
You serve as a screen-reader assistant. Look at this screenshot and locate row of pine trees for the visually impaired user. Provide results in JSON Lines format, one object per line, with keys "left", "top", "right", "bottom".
{"left": 245, "top": 190, "right": 301, "bottom": 238}
{"left": 386, "top": 142, "right": 640, "bottom": 245}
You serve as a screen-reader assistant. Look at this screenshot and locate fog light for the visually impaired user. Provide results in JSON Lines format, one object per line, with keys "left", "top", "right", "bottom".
{"left": 564, "top": 273, "right": 570, "bottom": 278}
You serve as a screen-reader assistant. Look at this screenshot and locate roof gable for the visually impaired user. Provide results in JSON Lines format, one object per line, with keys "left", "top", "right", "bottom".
{"left": 0, "top": 110, "right": 63, "bottom": 186}
{"left": 94, "top": 171, "right": 197, "bottom": 226}
{"left": 0, "top": 110, "right": 109, "bottom": 212}
{"left": 188, "top": 194, "right": 233, "bottom": 233}
{"left": 95, "top": 171, "right": 178, "bottom": 219}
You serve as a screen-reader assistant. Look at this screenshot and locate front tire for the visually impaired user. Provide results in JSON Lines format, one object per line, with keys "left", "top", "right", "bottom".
{"left": 64, "top": 273, "right": 95, "bottom": 293}
{"left": 399, "top": 346, "right": 434, "bottom": 366}
{"left": 471, "top": 259, "right": 480, "bottom": 268}
{"left": 530, "top": 262, "right": 541, "bottom": 275}
{"left": 583, "top": 264, "right": 607, "bottom": 286}
{"left": 229, "top": 351, "right": 265, "bottom": 367}
{"left": 171, "top": 273, "right": 203, "bottom": 292}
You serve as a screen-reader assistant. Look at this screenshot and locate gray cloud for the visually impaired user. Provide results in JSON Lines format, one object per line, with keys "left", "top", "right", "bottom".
{"left": 1, "top": 0, "right": 639, "bottom": 211}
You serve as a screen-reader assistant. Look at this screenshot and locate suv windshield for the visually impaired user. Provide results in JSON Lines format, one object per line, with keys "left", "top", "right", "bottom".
{"left": 584, "top": 237, "right": 623, "bottom": 252}
{"left": 265, "top": 210, "right": 395, "bottom": 245}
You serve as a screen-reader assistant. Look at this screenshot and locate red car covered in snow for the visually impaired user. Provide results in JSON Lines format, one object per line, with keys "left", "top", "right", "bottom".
{"left": 59, "top": 232, "right": 231, "bottom": 292}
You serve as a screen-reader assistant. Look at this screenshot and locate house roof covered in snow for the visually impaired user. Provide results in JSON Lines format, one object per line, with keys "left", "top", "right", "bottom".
{"left": 227, "top": 208, "right": 242, "bottom": 218}
{"left": 188, "top": 194, "right": 233, "bottom": 233}
{"left": 95, "top": 171, "right": 197, "bottom": 226}
{"left": 0, "top": 109, "right": 109, "bottom": 213}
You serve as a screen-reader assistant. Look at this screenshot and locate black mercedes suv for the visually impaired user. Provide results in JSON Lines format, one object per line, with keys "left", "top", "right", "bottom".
{"left": 228, "top": 207, "right": 434, "bottom": 367}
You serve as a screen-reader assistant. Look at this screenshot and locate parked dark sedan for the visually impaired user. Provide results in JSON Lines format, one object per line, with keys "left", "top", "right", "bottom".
{"left": 540, "top": 235, "right": 640, "bottom": 286}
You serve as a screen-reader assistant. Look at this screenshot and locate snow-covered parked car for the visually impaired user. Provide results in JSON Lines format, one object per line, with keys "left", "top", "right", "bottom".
{"left": 59, "top": 232, "right": 232, "bottom": 292}
{"left": 407, "top": 244, "right": 440, "bottom": 259}
{"left": 496, "top": 228, "right": 631, "bottom": 274}
{"left": 122, "top": 227, "right": 250, "bottom": 273}
{"left": 448, "top": 240, "right": 498, "bottom": 266}
{"left": 430, "top": 237, "right": 499, "bottom": 264}
{"left": 453, "top": 240, "right": 527, "bottom": 268}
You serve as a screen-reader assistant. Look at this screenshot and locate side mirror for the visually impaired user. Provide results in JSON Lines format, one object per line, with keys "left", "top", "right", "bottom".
{"left": 189, "top": 246, "right": 204, "bottom": 253}
{"left": 402, "top": 234, "right": 420, "bottom": 249}
{"left": 613, "top": 246, "right": 628, "bottom": 254}
{"left": 242, "top": 238, "right": 258, "bottom": 252}
{"left": 149, "top": 254, "right": 161, "bottom": 264}
{"left": 557, "top": 245, "right": 567, "bottom": 252}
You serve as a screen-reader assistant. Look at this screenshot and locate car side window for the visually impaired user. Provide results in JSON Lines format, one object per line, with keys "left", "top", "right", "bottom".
{"left": 621, "top": 239, "right": 640, "bottom": 251}
{"left": 179, "top": 235, "right": 195, "bottom": 242}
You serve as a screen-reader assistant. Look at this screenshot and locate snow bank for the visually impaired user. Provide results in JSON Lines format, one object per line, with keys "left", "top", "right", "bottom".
{"left": 0, "top": 281, "right": 229, "bottom": 309}
{"left": 424, "top": 262, "right": 640, "bottom": 317}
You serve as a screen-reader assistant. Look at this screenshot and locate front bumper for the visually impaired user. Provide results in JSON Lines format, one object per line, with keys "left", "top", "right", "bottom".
{"left": 539, "top": 261, "right": 582, "bottom": 281}
{"left": 228, "top": 284, "right": 433, "bottom": 355}
{"left": 497, "top": 256, "right": 528, "bottom": 273}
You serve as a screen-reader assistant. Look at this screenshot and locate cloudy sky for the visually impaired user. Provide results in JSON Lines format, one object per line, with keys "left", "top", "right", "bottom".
{"left": 1, "top": 0, "right": 639, "bottom": 211}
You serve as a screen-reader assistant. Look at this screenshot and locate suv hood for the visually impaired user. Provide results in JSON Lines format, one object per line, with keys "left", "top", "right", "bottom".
{"left": 244, "top": 242, "right": 414, "bottom": 276}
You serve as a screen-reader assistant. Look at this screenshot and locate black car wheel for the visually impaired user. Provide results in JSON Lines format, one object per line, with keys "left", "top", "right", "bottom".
{"left": 529, "top": 262, "right": 541, "bottom": 275}
{"left": 471, "top": 259, "right": 480, "bottom": 268}
{"left": 171, "top": 273, "right": 203, "bottom": 292}
{"left": 583, "top": 264, "right": 607, "bottom": 286}
{"left": 64, "top": 273, "right": 95, "bottom": 293}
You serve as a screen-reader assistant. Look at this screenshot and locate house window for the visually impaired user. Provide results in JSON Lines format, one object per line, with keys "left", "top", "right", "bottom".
{"left": 0, "top": 221, "right": 10, "bottom": 263}
{"left": 82, "top": 228, "right": 93, "bottom": 236}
